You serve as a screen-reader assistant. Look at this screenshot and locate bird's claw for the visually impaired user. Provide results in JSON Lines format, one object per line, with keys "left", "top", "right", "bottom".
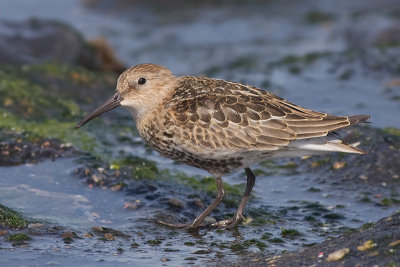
{"left": 157, "top": 214, "right": 246, "bottom": 229}
{"left": 211, "top": 214, "right": 245, "bottom": 228}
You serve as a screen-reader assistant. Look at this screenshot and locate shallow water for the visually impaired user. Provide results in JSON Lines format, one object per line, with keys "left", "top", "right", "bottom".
{"left": 0, "top": 159, "right": 131, "bottom": 228}
{"left": 1, "top": 158, "right": 398, "bottom": 266}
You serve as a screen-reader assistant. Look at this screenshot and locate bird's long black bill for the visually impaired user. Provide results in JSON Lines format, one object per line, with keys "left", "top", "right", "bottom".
{"left": 75, "top": 93, "right": 122, "bottom": 128}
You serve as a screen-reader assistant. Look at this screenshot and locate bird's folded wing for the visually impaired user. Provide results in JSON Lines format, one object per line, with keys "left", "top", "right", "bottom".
{"left": 166, "top": 78, "right": 364, "bottom": 153}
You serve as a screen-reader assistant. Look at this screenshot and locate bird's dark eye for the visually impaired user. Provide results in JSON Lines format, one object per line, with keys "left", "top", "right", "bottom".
{"left": 138, "top": 77, "right": 147, "bottom": 85}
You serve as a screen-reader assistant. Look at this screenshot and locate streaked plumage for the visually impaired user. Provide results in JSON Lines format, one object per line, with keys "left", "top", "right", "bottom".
{"left": 76, "top": 63, "right": 370, "bottom": 229}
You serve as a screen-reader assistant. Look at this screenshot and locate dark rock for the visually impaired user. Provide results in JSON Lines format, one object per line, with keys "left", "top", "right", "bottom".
{"left": 0, "top": 18, "right": 124, "bottom": 72}
{"left": 216, "top": 213, "right": 400, "bottom": 267}
{"left": 168, "top": 197, "right": 184, "bottom": 209}
{"left": 127, "top": 182, "right": 158, "bottom": 195}
{"left": 268, "top": 213, "right": 400, "bottom": 267}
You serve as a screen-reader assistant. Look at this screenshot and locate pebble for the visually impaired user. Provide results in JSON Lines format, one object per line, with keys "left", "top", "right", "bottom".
{"left": 326, "top": 248, "right": 350, "bottom": 262}
{"left": 193, "top": 198, "right": 204, "bottom": 208}
{"left": 28, "top": 223, "right": 44, "bottom": 229}
{"left": 123, "top": 203, "right": 139, "bottom": 211}
{"left": 60, "top": 143, "right": 73, "bottom": 148}
{"left": 202, "top": 216, "right": 217, "bottom": 226}
{"left": 359, "top": 174, "right": 368, "bottom": 180}
{"left": 388, "top": 240, "right": 400, "bottom": 247}
{"left": 333, "top": 161, "right": 346, "bottom": 169}
{"left": 104, "top": 233, "right": 114, "bottom": 240}
{"left": 84, "top": 168, "right": 91, "bottom": 176}
{"left": 89, "top": 174, "right": 102, "bottom": 183}
{"left": 110, "top": 183, "right": 124, "bottom": 191}
{"left": 41, "top": 141, "right": 51, "bottom": 147}
{"left": 357, "top": 240, "right": 376, "bottom": 251}
{"left": 168, "top": 197, "right": 184, "bottom": 208}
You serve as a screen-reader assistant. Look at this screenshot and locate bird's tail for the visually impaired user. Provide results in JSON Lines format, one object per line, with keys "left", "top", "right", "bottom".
{"left": 323, "top": 139, "right": 365, "bottom": 154}
{"left": 333, "top": 114, "right": 371, "bottom": 154}
{"left": 348, "top": 114, "right": 370, "bottom": 125}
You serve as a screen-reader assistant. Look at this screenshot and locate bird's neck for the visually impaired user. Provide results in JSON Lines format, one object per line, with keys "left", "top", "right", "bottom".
{"left": 123, "top": 85, "right": 177, "bottom": 126}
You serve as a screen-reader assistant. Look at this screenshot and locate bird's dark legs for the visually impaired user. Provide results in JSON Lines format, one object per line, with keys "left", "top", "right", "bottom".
{"left": 158, "top": 168, "right": 256, "bottom": 229}
{"left": 158, "top": 175, "right": 225, "bottom": 229}
{"left": 212, "top": 167, "right": 256, "bottom": 228}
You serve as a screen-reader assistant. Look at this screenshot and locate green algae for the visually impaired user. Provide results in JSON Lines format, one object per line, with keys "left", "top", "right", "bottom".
{"left": 380, "top": 198, "right": 400, "bottom": 206}
{"left": 173, "top": 173, "right": 244, "bottom": 207}
{"left": 323, "top": 213, "right": 345, "bottom": 220}
{"left": 0, "top": 109, "right": 97, "bottom": 153}
{"left": 27, "top": 62, "right": 98, "bottom": 82}
{"left": 0, "top": 63, "right": 105, "bottom": 152}
{"left": 147, "top": 239, "right": 162, "bottom": 246}
{"left": 7, "top": 233, "right": 32, "bottom": 242}
{"left": 130, "top": 242, "right": 140, "bottom": 248}
{"left": 307, "top": 187, "right": 321, "bottom": 192}
{"left": 230, "top": 239, "right": 267, "bottom": 253}
{"left": 380, "top": 127, "right": 400, "bottom": 149}
{"left": 0, "top": 71, "right": 80, "bottom": 120}
{"left": 268, "top": 237, "right": 285, "bottom": 243}
{"left": 193, "top": 249, "right": 211, "bottom": 254}
{"left": 304, "top": 11, "right": 335, "bottom": 24}
{"left": 282, "top": 162, "right": 298, "bottom": 169}
{"left": 269, "top": 52, "right": 332, "bottom": 68}
{"left": 360, "top": 197, "right": 371, "bottom": 202}
{"left": 226, "top": 56, "right": 258, "bottom": 72}
{"left": 382, "top": 127, "right": 400, "bottom": 137}
{"left": 202, "top": 55, "right": 258, "bottom": 76}
{"left": 280, "top": 228, "right": 302, "bottom": 238}
{"left": 112, "top": 155, "right": 159, "bottom": 180}
{"left": 384, "top": 261, "right": 399, "bottom": 267}
{"left": 361, "top": 222, "right": 375, "bottom": 229}
{"left": 338, "top": 68, "right": 355, "bottom": 80}
{"left": 0, "top": 204, "right": 28, "bottom": 230}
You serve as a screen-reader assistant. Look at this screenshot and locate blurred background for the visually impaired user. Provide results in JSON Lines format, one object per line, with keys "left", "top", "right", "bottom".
{"left": 1, "top": 0, "right": 400, "bottom": 126}
{"left": 0, "top": 0, "right": 400, "bottom": 266}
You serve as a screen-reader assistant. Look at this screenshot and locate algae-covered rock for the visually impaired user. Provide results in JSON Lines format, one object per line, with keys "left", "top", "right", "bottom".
{"left": 0, "top": 204, "right": 28, "bottom": 230}
{"left": 0, "top": 62, "right": 127, "bottom": 162}
{"left": 7, "top": 233, "right": 32, "bottom": 242}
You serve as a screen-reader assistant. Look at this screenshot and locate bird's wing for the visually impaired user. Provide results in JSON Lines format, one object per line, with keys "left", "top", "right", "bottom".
{"left": 164, "top": 77, "right": 364, "bottom": 153}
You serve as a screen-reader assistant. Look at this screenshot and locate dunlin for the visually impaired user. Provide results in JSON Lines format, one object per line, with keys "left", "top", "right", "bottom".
{"left": 76, "top": 63, "right": 370, "bottom": 229}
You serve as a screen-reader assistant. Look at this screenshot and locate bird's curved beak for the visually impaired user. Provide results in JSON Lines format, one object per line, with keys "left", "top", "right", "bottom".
{"left": 75, "top": 93, "right": 123, "bottom": 128}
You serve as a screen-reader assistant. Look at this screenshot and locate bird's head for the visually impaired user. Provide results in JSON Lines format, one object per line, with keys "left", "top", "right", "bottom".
{"left": 75, "top": 63, "right": 177, "bottom": 128}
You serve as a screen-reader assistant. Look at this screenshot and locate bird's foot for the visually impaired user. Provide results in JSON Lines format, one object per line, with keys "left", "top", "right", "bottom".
{"left": 211, "top": 213, "right": 245, "bottom": 228}
{"left": 157, "top": 220, "right": 202, "bottom": 229}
